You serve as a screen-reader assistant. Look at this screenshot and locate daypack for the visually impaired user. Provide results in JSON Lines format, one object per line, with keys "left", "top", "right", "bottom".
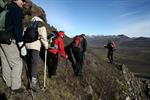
{"left": 23, "top": 21, "right": 39, "bottom": 43}
{"left": 0, "top": 0, "right": 7, "bottom": 31}
{"left": 0, "top": 0, "right": 13, "bottom": 44}
{"left": 72, "top": 35, "right": 83, "bottom": 48}
{"left": 47, "top": 31, "right": 59, "bottom": 49}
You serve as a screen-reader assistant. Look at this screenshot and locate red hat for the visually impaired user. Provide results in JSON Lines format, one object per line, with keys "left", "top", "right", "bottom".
{"left": 58, "top": 31, "right": 64, "bottom": 38}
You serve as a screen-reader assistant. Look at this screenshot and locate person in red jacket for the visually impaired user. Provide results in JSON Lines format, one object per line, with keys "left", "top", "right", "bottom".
{"left": 47, "top": 31, "right": 67, "bottom": 78}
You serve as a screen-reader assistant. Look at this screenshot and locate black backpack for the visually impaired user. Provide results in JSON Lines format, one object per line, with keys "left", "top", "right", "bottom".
{"left": 47, "top": 31, "right": 59, "bottom": 49}
{"left": 23, "top": 21, "right": 39, "bottom": 43}
{"left": 0, "top": 0, "right": 13, "bottom": 44}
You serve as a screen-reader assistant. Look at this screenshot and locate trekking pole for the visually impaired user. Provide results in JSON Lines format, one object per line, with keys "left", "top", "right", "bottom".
{"left": 65, "top": 59, "right": 68, "bottom": 82}
{"left": 65, "top": 59, "right": 68, "bottom": 67}
{"left": 23, "top": 57, "right": 31, "bottom": 89}
{"left": 23, "top": 56, "right": 35, "bottom": 100}
{"left": 44, "top": 50, "right": 47, "bottom": 88}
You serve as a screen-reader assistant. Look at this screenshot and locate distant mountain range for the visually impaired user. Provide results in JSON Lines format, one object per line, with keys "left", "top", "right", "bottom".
{"left": 87, "top": 34, "right": 150, "bottom": 48}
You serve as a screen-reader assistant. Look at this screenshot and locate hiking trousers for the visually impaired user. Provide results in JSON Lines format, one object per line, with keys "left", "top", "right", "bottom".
{"left": 107, "top": 50, "right": 113, "bottom": 63}
{"left": 0, "top": 40, "right": 23, "bottom": 90}
{"left": 47, "top": 52, "right": 58, "bottom": 77}
{"left": 72, "top": 47, "right": 84, "bottom": 75}
{"left": 26, "top": 49, "right": 40, "bottom": 79}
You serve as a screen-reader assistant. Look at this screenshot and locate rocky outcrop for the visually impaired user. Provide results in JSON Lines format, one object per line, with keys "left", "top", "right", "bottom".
{"left": 115, "top": 64, "right": 147, "bottom": 99}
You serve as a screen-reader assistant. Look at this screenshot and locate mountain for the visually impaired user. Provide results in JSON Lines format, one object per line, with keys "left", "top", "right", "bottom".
{"left": 119, "top": 37, "right": 150, "bottom": 47}
{"left": 87, "top": 34, "right": 150, "bottom": 48}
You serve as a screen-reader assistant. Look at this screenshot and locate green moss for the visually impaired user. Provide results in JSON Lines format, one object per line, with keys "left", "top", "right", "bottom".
{"left": 119, "top": 82, "right": 129, "bottom": 93}
{"left": 63, "top": 91, "right": 72, "bottom": 98}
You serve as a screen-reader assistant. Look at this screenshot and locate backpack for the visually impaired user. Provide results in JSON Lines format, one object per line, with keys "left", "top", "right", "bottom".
{"left": 111, "top": 41, "right": 116, "bottom": 48}
{"left": 23, "top": 21, "right": 39, "bottom": 43}
{"left": 47, "top": 31, "right": 59, "bottom": 49}
{"left": 72, "top": 35, "right": 83, "bottom": 48}
{"left": 0, "top": 0, "right": 13, "bottom": 44}
{"left": 0, "top": 0, "right": 7, "bottom": 31}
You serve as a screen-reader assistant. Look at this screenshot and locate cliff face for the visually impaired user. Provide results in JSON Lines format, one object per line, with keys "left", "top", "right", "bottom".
{"left": 22, "top": 0, "right": 71, "bottom": 44}
{"left": 22, "top": 0, "right": 57, "bottom": 33}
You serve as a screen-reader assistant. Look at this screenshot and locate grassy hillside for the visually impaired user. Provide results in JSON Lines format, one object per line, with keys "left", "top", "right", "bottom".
{"left": 90, "top": 47, "right": 150, "bottom": 78}
{"left": 0, "top": 50, "right": 148, "bottom": 100}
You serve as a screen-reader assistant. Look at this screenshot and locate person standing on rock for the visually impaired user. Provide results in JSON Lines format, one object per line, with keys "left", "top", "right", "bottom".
{"left": 104, "top": 40, "right": 116, "bottom": 64}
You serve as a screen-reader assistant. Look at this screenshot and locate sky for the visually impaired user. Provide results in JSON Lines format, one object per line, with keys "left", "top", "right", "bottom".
{"left": 32, "top": 0, "right": 150, "bottom": 37}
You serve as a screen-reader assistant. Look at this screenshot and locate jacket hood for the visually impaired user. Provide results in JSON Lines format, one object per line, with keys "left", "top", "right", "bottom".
{"left": 58, "top": 31, "right": 64, "bottom": 38}
{"left": 31, "top": 16, "right": 43, "bottom": 22}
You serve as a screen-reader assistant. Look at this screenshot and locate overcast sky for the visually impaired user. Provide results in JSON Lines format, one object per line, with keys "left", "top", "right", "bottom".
{"left": 32, "top": 0, "right": 150, "bottom": 37}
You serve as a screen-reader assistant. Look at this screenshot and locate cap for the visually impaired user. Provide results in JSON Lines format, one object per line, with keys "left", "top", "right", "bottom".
{"left": 58, "top": 31, "right": 64, "bottom": 38}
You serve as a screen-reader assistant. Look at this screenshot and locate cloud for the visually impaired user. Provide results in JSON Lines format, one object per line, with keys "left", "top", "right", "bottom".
{"left": 119, "top": 11, "right": 139, "bottom": 18}
{"left": 120, "top": 20, "right": 150, "bottom": 37}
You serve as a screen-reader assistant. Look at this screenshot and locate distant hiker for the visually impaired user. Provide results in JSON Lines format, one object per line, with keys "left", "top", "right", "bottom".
{"left": 47, "top": 31, "right": 68, "bottom": 78}
{"left": 71, "top": 34, "right": 87, "bottom": 76}
{"left": 25, "top": 16, "right": 48, "bottom": 90}
{"left": 104, "top": 40, "right": 116, "bottom": 64}
{"left": 0, "top": 0, "right": 27, "bottom": 94}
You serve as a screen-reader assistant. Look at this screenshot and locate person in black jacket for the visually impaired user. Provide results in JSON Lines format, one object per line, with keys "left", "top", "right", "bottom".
{"left": 0, "top": 0, "right": 27, "bottom": 94}
{"left": 68, "top": 34, "right": 87, "bottom": 76}
{"left": 104, "top": 40, "right": 115, "bottom": 64}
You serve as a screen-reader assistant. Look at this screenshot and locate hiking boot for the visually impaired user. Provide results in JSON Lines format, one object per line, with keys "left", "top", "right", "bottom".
{"left": 4, "top": 87, "right": 11, "bottom": 94}
{"left": 31, "top": 83, "right": 40, "bottom": 92}
{"left": 3, "top": 87, "right": 11, "bottom": 98}
{"left": 11, "top": 88, "right": 24, "bottom": 95}
{"left": 31, "top": 78, "right": 39, "bottom": 92}
{"left": 0, "top": 92, "right": 7, "bottom": 100}
{"left": 78, "top": 73, "right": 83, "bottom": 77}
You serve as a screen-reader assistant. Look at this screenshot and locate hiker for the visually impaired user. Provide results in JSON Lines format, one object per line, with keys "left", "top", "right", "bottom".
{"left": 65, "top": 43, "right": 76, "bottom": 74}
{"left": 47, "top": 31, "right": 68, "bottom": 78}
{"left": 104, "top": 40, "right": 116, "bottom": 64}
{"left": 25, "top": 16, "right": 48, "bottom": 90}
{"left": 71, "top": 34, "right": 87, "bottom": 76}
{"left": 0, "top": 0, "right": 27, "bottom": 94}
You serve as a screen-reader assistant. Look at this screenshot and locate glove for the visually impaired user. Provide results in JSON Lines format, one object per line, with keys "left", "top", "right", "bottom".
{"left": 63, "top": 55, "right": 68, "bottom": 60}
{"left": 44, "top": 41, "right": 48, "bottom": 50}
{"left": 104, "top": 45, "right": 107, "bottom": 48}
{"left": 18, "top": 42, "right": 27, "bottom": 56}
{"left": 84, "top": 52, "right": 87, "bottom": 56}
{"left": 65, "top": 55, "right": 68, "bottom": 59}
{"left": 45, "top": 44, "right": 48, "bottom": 50}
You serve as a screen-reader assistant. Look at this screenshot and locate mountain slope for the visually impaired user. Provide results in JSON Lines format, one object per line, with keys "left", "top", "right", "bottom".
{"left": 87, "top": 35, "right": 150, "bottom": 48}
{"left": 0, "top": 50, "right": 149, "bottom": 100}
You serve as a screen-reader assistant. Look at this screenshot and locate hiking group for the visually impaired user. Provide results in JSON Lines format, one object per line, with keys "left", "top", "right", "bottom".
{"left": 0, "top": 0, "right": 87, "bottom": 97}
{"left": 0, "top": 0, "right": 117, "bottom": 98}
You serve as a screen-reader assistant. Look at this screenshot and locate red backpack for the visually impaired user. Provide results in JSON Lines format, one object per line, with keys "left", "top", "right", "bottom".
{"left": 73, "top": 36, "right": 83, "bottom": 48}
{"left": 111, "top": 41, "right": 116, "bottom": 48}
